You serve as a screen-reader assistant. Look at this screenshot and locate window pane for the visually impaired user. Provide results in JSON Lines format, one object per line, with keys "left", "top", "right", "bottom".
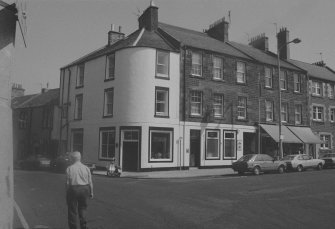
{"left": 107, "top": 54, "right": 115, "bottom": 79}
{"left": 155, "top": 89, "right": 168, "bottom": 116}
{"left": 191, "top": 91, "right": 202, "bottom": 115}
{"left": 207, "top": 139, "right": 219, "bottom": 157}
{"left": 213, "top": 94, "right": 223, "bottom": 118}
{"left": 151, "top": 132, "right": 171, "bottom": 159}
{"left": 265, "top": 67, "right": 272, "bottom": 87}
{"left": 224, "top": 132, "right": 236, "bottom": 158}
{"left": 157, "top": 51, "right": 169, "bottom": 76}
{"left": 191, "top": 52, "right": 202, "bottom": 75}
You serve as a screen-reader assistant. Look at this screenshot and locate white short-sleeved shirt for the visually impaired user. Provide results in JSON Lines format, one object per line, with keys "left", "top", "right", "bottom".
{"left": 66, "top": 161, "right": 92, "bottom": 186}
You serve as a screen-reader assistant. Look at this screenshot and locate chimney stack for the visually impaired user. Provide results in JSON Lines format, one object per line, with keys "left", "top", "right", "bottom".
{"left": 277, "top": 27, "right": 290, "bottom": 59}
{"left": 249, "top": 33, "right": 269, "bottom": 52}
{"left": 11, "top": 83, "right": 25, "bottom": 98}
{"left": 205, "top": 17, "right": 229, "bottom": 42}
{"left": 108, "top": 23, "right": 125, "bottom": 46}
{"left": 312, "top": 61, "right": 326, "bottom": 67}
{"left": 138, "top": 1, "right": 158, "bottom": 31}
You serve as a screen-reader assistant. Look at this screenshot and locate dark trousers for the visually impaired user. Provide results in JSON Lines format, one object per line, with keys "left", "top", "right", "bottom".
{"left": 67, "top": 185, "right": 90, "bottom": 229}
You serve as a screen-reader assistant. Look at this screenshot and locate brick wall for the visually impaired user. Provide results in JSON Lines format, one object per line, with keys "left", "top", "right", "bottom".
{"left": 180, "top": 47, "right": 309, "bottom": 127}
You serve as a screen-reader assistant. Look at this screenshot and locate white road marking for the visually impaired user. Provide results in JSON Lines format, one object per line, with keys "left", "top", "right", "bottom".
{"left": 14, "top": 200, "right": 30, "bottom": 229}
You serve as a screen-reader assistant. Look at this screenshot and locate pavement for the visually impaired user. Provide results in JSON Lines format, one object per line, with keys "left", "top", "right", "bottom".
{"left": 93, "top": 167, "right": 236, "bottom": 179}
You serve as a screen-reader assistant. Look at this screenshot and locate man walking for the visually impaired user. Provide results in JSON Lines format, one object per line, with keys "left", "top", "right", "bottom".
{"left": 66, "top": 151, "right": 93, "bottom": 229}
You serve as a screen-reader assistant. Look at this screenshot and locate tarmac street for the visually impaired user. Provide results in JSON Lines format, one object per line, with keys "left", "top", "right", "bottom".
{"left": 14, "top": 168, "right": 335, "bottom": 229}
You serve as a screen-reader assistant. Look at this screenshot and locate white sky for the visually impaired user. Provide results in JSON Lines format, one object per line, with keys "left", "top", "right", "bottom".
{"left": 12, "top": 0, "right": 335, "bottom": 94}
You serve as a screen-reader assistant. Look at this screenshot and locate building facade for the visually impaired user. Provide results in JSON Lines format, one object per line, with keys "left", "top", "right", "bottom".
{"left": 60, "top": 3, "right": 323, "bottom": 171}
{"left": 12, "top": 88, "right": 61, "bottom": 162}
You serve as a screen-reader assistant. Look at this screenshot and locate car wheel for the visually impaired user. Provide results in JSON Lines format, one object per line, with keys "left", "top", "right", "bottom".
{"left": 278, "top": 166, "right": 285, "bottom": 174}
{"left": 316, "top": 163, "right": 323, "bottom": 170}
{"left": 297, "top": 165, "right": 303, "bottom": 172}
{"left": 253, "top": 166, "right": 261, "bottom": 175}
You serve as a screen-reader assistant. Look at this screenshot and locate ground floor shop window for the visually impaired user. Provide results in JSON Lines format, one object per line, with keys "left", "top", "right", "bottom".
{"left": 223, "top": 131, "right": 236, "bottom": 159}
{"left": 71, "top": 129, "right": 83, "bottom": 154}
{"left": 99, "top": 127, "right": 115, "bottom": 160}
{"left": 205, "top": 130, "right": 220, "bottom": 159}
{"left": 149, "top": 128, "right": 173, "bottom": 162}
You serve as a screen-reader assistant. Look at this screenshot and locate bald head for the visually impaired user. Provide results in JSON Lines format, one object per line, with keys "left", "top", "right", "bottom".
{"left": 71, "top": 151, "right": 81, "bottom": 162}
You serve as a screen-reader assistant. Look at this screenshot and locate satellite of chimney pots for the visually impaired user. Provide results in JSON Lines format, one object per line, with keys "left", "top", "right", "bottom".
{"left": 209, "top": 17, "right": 226, "bottom": 29}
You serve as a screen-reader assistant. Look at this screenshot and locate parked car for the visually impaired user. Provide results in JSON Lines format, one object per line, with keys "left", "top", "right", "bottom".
{"left": 50, "top": 152, "right": 96, "bottom": 174}
{"left": 319, "top": 153, "right": 335, "bottom": 168}
{"left": 232, "top": 154, "right": 286, "bottom": 175}
{"left": 50, "top": 152, "right": 71, "bottom": 173}
{"left": 281, "top": 154, "right": 325, "bottom": 172}
{"left": 19, "top": 154, "right": 51, "bottom": 170}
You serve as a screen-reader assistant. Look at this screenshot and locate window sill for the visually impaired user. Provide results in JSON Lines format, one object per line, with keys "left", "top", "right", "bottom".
{"left": 236, "top": 82, "right": 247, "bottom": 85}
{"left": 312, "top": 120, "right": 324, "bottom": 124}
{"left": 205, "top": 157, "right": 220, "bottom": 160}
{"left": 155, "top": 75, "right": 170, "bottom": 80}
{"left": 212, "top": 78, "right": 225, "bottom": 82}
{"left": 223, "top": 157, "right": 237, "bottom": 160}
{"left": 190, "top": 114, "right": 203, "bottom": 118}
{"left": 149, "top": 159, "right": 173, "bottom": 163}
{"left": 104, "top": 78, "right": 114, "bottom": 82}
{"left": 154, "top": 115, "right": 170, "bottom": 119}
{"left": 75, "top": 85, "right": 84, "bottom": 89}
{"left": 264, "top": 86, "right": 273, "bottom": 90}
{"left": 74, "top": 118, "right": 82, "bottom": 121}
{"left": 190, "top": 74, "right": 203, "bottom": 78}
{"left": 236, "top": 118, "right": 248, "bottom": 122}
{"left": 103, "top": 115, "right": 113, "bottom": 118}
{"left": 311, "top": 94, "right": 322, "bottom": 98}
{"left": 293, "top": 91, "right": 302, "bottom": 94}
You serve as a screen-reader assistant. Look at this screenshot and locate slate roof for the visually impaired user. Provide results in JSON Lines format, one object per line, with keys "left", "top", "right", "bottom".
{"left": 12, "top": 88, "right": 60, "bottom": 109}
{"left": 62, "top": 29, "right": 177, "bottom": 69}
{"left": 158, "top": 22, "right": 251, "bottom": 60}
{"left": 288, "top": 59, "right": 335, "bottom": 82}
{"left": 228, "top": 41, "right": 302, "bottom": 71}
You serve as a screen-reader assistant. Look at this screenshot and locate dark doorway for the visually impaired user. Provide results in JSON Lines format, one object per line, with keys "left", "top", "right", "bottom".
{"left": 190, "top": 130, "right": 201, "bottom": 167}
{"left": 243, "top": 132, "right": 256, "bottom": 155}
{"left": 121, "top": 129, "right": 140, "bottom": 171}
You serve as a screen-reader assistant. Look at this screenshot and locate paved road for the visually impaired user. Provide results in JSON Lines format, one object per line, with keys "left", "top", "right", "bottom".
{"left": 14, "top": 169, "right": 335, "bottom": 229}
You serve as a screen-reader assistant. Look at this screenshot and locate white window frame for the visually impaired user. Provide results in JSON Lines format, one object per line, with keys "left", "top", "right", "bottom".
{"left": 320, "top": 134, "right": 331, "bottom": 149}
{"left": 312, "top": 81, "right": 322, "bottom": 96}
{"left": 71, "top": 129, "right": 83, "bottom": 153}
{"left": 190, "top": 91, "right": 202, "bottom": 116}
{"left": 191, "top": 52, "right": 202, "bottom": 76}
{"left": 237, "top": 96, "right": 247, "bottom": 120}
{"left": 264, "top": 67, "right": 272, "bottom": 88}
{"left": 74, "top": 94, "right": 83, "bottom": 120}
{"left": 205, "top": 130, "right": 220, "bottom": 160}
{"left": 155, "top": 87, "right": 169, "bottom": 117}
{"left": 149, "top": 128, "right": 173, "bottom": 162}
{"left": 281, "top": 103, "right": 288, "bottom": 123}
{"left": 213, "top": 94, "right": 224, "bottom": 118}
{"left": 213, "top": 56, "right": 224, "bottom": 80}
{"left": 99, "top": 128, "right": 115, "bottom": 160}
{"left": 156, "top": 50, "right": 169, "bottom": 78}
{"left": 328, "top": 84, "right": 334, "bottom": 99}
{"left": 313, "top": 105, "right": 324, "bottom": 121}
{"left": 295, "top": 104, "right": 302, "bottom": 125}
{"left": 223, "top": 131, "right": 236, "bottom": 159}
{"left": 265, "top": 100, "right": 273, "bottom": 122}
{"left": 236, "top": 61, "right": 246, "bottom": 83}
{"left": 103, "top": 88, "right": 114, "bottom": 117}
{"left": 76, "top": 64, "right": 85, "bottom": 87}
{"left": 280, "top": 70, "right": 287, "bottom": 90}
{"left": 330, "top": 108, "right": 335, "bottom": 122}
{"left": 294, "top": 73, "right": 301, "bottom": 93}
{"left": 106, "top": 54, "right": 115, "bottom": 80}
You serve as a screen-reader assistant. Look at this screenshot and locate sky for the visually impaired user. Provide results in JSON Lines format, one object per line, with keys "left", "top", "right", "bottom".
{"left": 12, "top": 0, "right": 335, "bottom": 94}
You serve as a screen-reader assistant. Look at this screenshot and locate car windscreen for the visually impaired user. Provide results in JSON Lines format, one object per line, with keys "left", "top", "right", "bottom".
{"left": 281, "top": 155, "right": 296, "bottom": 160}
{"left": 237, "top": 154, "right": 255, "bottom": 162}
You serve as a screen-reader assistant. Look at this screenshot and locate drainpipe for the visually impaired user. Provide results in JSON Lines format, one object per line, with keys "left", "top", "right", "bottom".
{"left": 66, "top": 69, "right": 71, "bottom": 152}
{"left": 58, "top": 69, "right": 64, "bottom": 156}
{"left": 183, "top": 45, "right": 187, "bottom": 169}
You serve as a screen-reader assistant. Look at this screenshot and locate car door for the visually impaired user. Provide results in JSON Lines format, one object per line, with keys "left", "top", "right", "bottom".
{"left": 262, "top": 154, "right": 275, "bottom": 171}
{"left": 302, "top": 155, "right": 312, "bottom": 168}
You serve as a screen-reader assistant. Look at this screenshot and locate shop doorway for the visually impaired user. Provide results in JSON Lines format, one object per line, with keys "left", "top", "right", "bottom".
{"left": 190, "top": 130, "right": 201, "bottom": 167}
{"left": 243, "top": 132, "right": 256, "bottom": 155}
{"left": 121, "top": 128, "right": 140, "bottom": 171}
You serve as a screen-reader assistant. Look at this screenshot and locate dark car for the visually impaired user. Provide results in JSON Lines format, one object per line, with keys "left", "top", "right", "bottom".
{"left": 19, "top": 154, "right": 51, "bottom": 170}
{"left": 232, "top": 154, "right": 286, "bottom": 175}
{"left": 320, "top": 153, "right": 335, "bottom": 168}
{"left": 50, "top": 152, "right": 71, "bottom": 173}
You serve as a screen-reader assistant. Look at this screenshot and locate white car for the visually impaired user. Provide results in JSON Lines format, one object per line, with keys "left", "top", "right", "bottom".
{"left": 281, "top": 154, "right": 325, "bottom": 172}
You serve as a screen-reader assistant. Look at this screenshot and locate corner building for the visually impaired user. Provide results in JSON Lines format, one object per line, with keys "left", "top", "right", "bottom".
{"left": 60, "top": 3, "right": 316, "bottom": 171}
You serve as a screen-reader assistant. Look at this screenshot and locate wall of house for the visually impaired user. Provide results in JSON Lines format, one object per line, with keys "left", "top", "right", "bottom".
{"left": 64, "top": 47, "right": 182, "bottom": 169}
{"left": 309, "top": 77, "right": 335, "bottom": 156}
